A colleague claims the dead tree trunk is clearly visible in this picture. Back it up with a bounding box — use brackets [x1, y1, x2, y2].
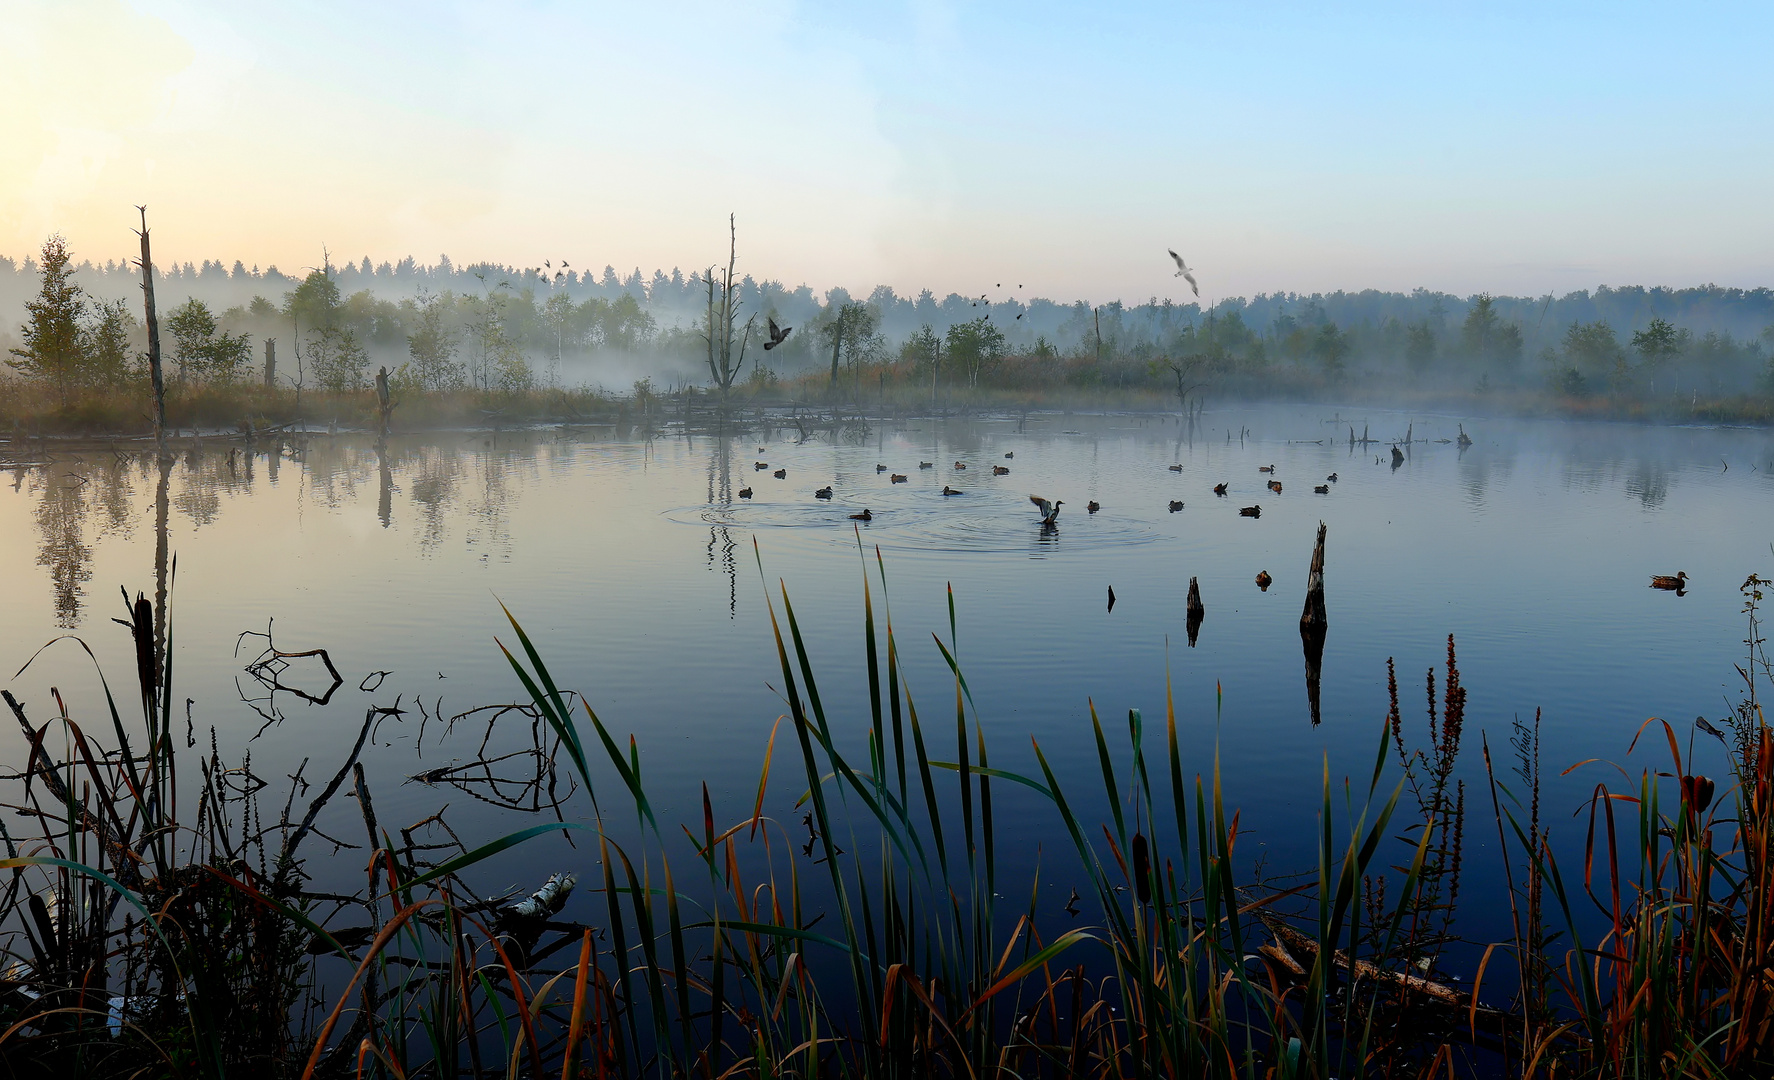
[375, 366, 394, 439]
[1186, 576, 1204, 647]
[264, 338, 276, 388]
[134, 207, 166, 450]
[1300, 522, 1327, 633]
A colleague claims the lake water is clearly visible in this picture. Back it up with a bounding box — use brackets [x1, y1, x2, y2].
[3, 404, 1772, 951]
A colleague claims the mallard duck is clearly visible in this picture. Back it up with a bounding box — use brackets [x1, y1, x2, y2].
[1168, 500, 1184, 512]
[738, 487, 753, 498]
[815, 486, 833, 499]
[1268, 480, 1282, 493]
[1213, 483, 1228, 496]
[890, 473, 907, 483]
[1087, 500, 1100, 513]
[755, 461, 769, 470]
[850, 509, 872, 521]
[1314, 484, 1329, 494]
[993, 465, 1010, 475]
[1259, 465, 1275, 473]
[758, 446, 766, 453]
[1004, 452, 1014, 459]
[1326, 472, 1338, 482]
[1255, 570, 1272, 591]
[773, 468, 786, 479]
[1650, 572, 1689, 591]
[1030, 495, 1063, 526]
[1239, 505, 1262, 518]
[876, 463, 887, 472]
[942, 485, 962, 496]
[1168, 464, 1183, 472]
[919, 461, 933, 469]
[954, 461, 967, 470]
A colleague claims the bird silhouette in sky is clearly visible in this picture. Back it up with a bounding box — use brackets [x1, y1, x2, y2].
[1168, 249, 1199, 297]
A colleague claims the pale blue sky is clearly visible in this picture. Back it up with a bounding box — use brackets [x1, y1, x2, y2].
[5, 0, 1770, 302]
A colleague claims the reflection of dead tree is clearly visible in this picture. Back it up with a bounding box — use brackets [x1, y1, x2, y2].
[1163, 352, 1210, 423]
[235, 622, 345, 734]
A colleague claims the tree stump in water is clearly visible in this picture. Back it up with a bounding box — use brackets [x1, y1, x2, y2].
[1300, 522, 1326, 633]
[1186, 576, 1204, 647]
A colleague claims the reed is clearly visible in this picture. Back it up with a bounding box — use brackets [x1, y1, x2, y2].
[0, 550, 1771, 1077]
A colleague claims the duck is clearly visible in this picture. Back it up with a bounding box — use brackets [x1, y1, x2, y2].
[954, 461, 967, 470]
[1268, 480, 1283, 493]
[738, 487, 753, 498]
[815, 486, 833, 499]
[1650, 572, 1689, 591]
[758, 446, 766, 453]
[850, 509, 873, 521]
[755, 461, 769, 470]
[1087, 500, 1101, 514]
[941, 485, 963, 496]
[1259, 465, 1275, 473]
[1168, 500, 1184, 512]
[1326, 473, 1338, 483]
[919, 461, 934, 469]
[1030, 495, 1063, 526]
[1255, 570, 1272, 591]
[1213, 483, 1228, 496]
[890, 473, 907, 483]
[1239, 505, 1262, 518]
[1004, 452, 1014, 459]
[993, 465, 1010, 475]
[773, 468, 787, 479]
[875, 463, 887, 472]
[1314, 484, 1329, 494]
[1168, 464, 1183, 472]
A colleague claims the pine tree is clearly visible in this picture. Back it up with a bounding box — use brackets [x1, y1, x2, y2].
[8, 235, 88, 402]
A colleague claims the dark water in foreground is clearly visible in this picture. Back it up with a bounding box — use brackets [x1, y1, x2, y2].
[2, 404, 1772, 947]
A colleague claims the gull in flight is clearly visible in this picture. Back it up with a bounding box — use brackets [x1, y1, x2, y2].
[1167, 249, 1199, 297]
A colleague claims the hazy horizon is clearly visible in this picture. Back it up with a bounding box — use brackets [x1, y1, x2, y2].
[6, 1, 1772, 307]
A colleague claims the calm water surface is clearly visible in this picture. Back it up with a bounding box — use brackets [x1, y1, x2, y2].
[3, 404, 1772, 944]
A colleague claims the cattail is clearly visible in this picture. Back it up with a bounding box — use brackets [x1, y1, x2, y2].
[1132, 832, 1151, 905]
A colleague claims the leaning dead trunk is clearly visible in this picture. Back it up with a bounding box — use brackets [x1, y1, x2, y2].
[1300, 522, 1326, 633]
[135, 207, 166, 450]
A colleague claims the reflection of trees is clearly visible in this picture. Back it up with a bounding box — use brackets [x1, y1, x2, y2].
[408, 446, 463, 551]
[1625, 462, 1669, 510]
[34, 471, 91, 627]
[706, 436, 737, 618]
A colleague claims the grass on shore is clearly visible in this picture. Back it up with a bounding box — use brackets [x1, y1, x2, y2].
[0, 546, 1771, 1077]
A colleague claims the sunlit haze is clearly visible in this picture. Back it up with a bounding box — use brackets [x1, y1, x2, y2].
[5, 0, 1773, 302]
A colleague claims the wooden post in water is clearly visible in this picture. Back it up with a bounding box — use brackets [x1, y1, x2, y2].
[1300, 522, 1327, 633]
[134, 206, 166, 451]
[264, 338, 276, 388]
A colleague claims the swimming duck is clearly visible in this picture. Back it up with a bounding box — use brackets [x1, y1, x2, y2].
[738, 487, 753, 498]
[850, 509, 872, 521]
[1326, 473, 1338, 482]
[1255, 570, 1272, 591]
[755, 461, 769, 470]
[1004, 452, 1014, 459]
[1239, 505, 1262, 518]
[1168, 500, 1184, 512]
[1030, 495, 1063, 526]
[815, 486, 833, 499]
[1314, 484, 1329, 494]
[876, 463, 887, 472]
[1650, 572, 1689, 591]
[1213, 483, 1228, 496]
[954, 461, 967, 469]
[1259, 465, 1275, 473]
[1268, 480, 1282, 493]
[993, 465, 1010, 475]
[890, 473, 907, 483]
[919, 461, 933, 469]
[773, 468, 786, 479]
[1168, 464, 1183, 472]
[1087, 500, 1100, 513]
[942, 485, 963, 496]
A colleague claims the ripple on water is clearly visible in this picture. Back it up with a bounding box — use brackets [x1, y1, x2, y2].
[663, 498, 1166, 554]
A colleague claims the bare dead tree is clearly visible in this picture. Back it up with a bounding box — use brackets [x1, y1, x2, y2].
[133, 206, 166, 450]
[699, 213, 755, 400]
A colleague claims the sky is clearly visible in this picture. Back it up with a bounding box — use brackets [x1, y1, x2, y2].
[3, 0, 1772, 305]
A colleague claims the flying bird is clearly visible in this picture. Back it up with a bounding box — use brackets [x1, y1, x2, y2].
[764, 317, 793, 350]
[1029, 495, 1063, 526]
[1167, 249, 1199, 297]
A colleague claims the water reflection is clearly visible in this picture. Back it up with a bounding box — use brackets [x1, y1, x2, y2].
[35, 469, 92, 627]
